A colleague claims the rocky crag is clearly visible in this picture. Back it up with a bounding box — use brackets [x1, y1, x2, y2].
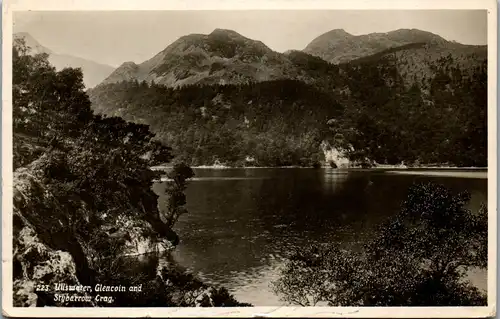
[12, 37, 250, 307]
[12, 156, 249, 307]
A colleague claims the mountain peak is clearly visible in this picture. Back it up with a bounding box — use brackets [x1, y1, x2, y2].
[119, 61, 139, 68]
[163, 29, 251, 55]
[304, 27, 452, 64]
[327, 28, 352, 36]
[210, 28, 243, 37]
[386, 28, 447, 44]
[303, 28, 353, 52]
[98, 27, 295, 88]
[319, 28, 352, 40]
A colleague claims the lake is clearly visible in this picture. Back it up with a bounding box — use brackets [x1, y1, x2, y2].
[152, 168, 488, 306]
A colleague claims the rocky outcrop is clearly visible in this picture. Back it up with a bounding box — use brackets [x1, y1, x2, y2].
[11, 154, 178, 306]
[321, 141, 351, 168]
[13, 226, 93, 307]
[155, 259, 251, 307]
[321, 141, 377, 168]
[101, 214, 175, 256]
[12, 153, 249, 307]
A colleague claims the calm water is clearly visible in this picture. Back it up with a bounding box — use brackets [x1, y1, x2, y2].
[152, 168, 488, 306]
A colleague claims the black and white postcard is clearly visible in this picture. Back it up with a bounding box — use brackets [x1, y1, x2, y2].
[2, 0, 497, 317]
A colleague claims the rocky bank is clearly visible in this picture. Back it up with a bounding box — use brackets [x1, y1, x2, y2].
[12, 155, 249, 307]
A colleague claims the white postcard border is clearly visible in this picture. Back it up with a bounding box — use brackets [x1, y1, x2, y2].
[2, 0, 497, 317]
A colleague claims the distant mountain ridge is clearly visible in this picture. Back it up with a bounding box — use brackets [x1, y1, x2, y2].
[14, 32, 115, 88]
[304, 28, 458, 64]
[100, 28, 306, 88]
[98, 27, 486, 89]
[89, 27, 487, 168]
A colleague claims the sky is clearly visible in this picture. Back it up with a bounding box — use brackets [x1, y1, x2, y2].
[13, 10, 487, 67]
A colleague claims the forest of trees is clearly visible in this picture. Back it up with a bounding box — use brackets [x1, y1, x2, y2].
[331, 54, 487, 166]
[89, 48, 487, 167]
[90, 79, 341, 167]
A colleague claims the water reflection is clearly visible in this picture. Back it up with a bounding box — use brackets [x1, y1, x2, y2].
[152, 168, 487, 306]
[320, 169, 350, 193]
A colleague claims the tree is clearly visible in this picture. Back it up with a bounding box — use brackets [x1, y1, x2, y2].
[164, 163, 195, 229]
[271, 182, 487, 306]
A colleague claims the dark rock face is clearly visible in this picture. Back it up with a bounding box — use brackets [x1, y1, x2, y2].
[11, 155, 175, 306]
[13, 226, 93, 307]
[12, 155, 249, 307]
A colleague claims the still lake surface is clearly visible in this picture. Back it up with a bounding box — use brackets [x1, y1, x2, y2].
[152, 168, 488, 306]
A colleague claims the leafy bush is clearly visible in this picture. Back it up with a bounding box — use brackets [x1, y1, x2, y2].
[271, 182, 487, 306]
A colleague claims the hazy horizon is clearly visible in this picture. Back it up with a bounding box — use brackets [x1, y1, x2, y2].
[13, 10, 487, 67]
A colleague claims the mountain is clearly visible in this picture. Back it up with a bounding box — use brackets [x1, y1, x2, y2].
[304, 28, 452, 64]
[99, 28, 485, 91]
[100, 29, 306, 87]
[14, 32, 115, 88]
[295, 28, 487, 92]
[89, 28, 487, 168]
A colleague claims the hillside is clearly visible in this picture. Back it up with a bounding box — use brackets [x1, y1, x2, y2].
[14, 32, 115, 88]
[347, 41, 486, 88]
[89, 52, 487, 167]
[89, 79, 341, 167]
[100, 29, 308, 87]
[334, 53, 487, 166]
[89, 28, 487, 168]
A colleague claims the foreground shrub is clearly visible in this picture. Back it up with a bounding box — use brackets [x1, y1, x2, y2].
[271, 182, 487, 306]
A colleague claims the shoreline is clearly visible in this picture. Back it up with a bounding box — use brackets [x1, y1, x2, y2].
[151, 165, 488, 171]
[385, 170, 488, 179]
[152, 166, 488, 182]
